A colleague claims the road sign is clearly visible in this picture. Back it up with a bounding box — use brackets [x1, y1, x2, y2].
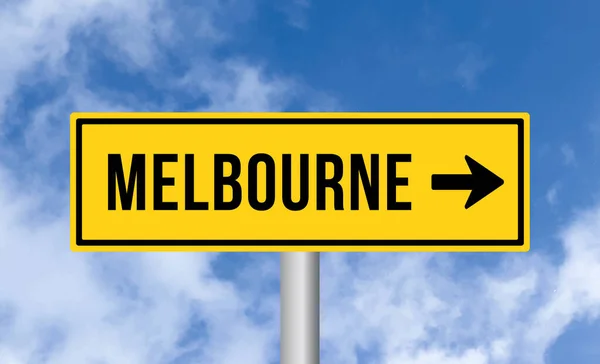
[70, 112, 530, 252]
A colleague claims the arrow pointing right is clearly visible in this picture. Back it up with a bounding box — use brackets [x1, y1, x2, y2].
[431, 155, 505, 209]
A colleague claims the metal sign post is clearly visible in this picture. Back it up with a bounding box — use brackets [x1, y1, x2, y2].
[281, 252, 320, 364]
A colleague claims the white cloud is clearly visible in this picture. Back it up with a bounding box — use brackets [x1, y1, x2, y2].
[547, 183, 560, 206]
[414, 42, 490, 90]
[0, 153, 280, 364]
[454, 46, 490, 90]
[180, 59, 295, 112]
[279, 0, 311, 30]
[0, 0, 166, 118]
[320, 206, 600, 364]
[561, 143, 576, 166]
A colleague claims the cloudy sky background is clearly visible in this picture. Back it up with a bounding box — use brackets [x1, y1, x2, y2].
[1, 0, 600, 363]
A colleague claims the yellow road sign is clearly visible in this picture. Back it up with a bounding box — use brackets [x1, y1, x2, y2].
[70, 112, 530, 252]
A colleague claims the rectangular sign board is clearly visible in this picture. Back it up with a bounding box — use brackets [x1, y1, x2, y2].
[70, 112, 530, 252]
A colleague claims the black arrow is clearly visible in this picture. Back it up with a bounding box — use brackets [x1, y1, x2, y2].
[431, 155, 504, 209]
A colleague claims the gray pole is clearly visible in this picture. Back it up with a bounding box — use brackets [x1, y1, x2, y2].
[280, 252, 320, 364]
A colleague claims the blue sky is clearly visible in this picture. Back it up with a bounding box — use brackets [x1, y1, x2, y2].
[1, 0, 600, 363]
